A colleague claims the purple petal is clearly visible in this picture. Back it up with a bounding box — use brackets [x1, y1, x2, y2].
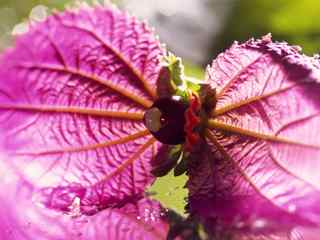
[0, 6, 165, 214]
[189, 34, 320, 235]
[0, 167, 170, 240]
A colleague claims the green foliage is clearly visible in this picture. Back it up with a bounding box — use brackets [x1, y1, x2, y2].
[184, 61, 205, 80]
[162, 53, 206, 102]
[147, 170, 188, 216]
[270, 0, 320, 35]
[269, 0, 320, 54]
[0, 0, 68, 20]
[214, 0, 320, 56]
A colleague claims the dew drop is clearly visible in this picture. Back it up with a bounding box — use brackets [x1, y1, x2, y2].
[288, 204, 297, 213]
[252, 219, 267, 229]
[68, 197, 81, 218]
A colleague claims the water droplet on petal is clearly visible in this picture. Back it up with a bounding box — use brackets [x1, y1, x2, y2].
[288, 204, 297, 213]
[252, 219, 267, 229]
[68, 197, 81, 218]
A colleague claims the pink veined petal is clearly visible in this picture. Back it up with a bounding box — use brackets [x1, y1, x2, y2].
[187, 141, 310, 236]
[0, 6, 165, 214]
[188, 34, 320, 236]
[0, 170, 170, 240]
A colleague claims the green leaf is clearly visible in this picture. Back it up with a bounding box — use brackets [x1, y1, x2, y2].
[147, 170, 188, 216]
[161, 54, 206, 101]
[163, 53, 185, 87]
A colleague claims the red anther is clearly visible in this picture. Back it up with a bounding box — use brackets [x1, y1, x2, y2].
[184, 92, 201, 151]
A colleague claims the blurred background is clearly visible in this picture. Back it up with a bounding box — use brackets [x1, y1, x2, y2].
[1, 0, 319, 214]
[1, 0, 320, 64]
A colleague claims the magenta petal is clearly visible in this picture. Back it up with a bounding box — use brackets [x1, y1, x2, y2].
[0, 174, 170, 240]
[189, 35, 320, 235]
[0, 6, 165, 214]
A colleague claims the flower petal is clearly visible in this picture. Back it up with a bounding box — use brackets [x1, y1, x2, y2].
[0, 6, 165, 214]
[0, 172, 170, 240]
[189, 35, 320, 235]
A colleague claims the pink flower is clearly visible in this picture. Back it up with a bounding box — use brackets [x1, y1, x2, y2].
[0, 3, 320, 239]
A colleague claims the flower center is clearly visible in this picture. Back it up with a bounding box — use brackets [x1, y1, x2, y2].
[143, 97, 188, 145]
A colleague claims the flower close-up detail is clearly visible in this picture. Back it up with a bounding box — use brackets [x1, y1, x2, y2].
[0, 3, 320, 240]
